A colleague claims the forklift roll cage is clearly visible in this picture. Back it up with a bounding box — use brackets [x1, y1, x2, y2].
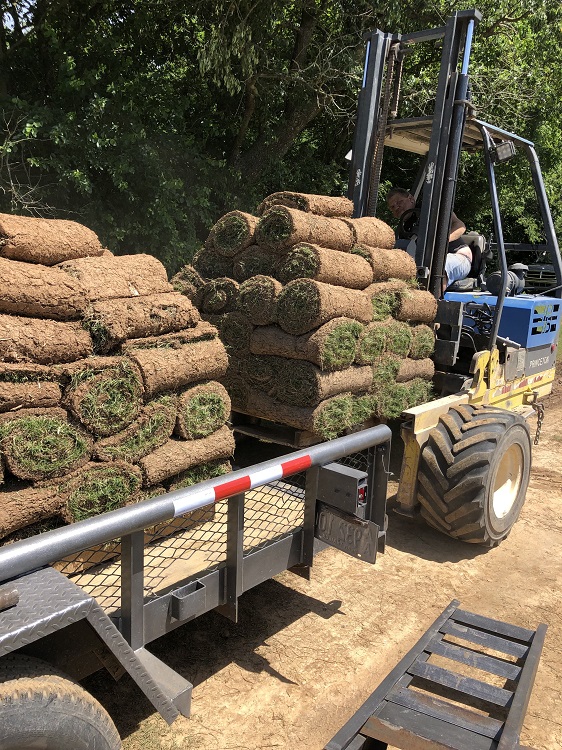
[347, 8, 562, 333]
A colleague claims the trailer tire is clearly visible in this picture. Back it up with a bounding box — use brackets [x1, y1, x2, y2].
[0, 654, 121, 750]
[417, 404, 531, 545]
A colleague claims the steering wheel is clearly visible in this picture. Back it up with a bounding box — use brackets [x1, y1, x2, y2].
[397, 207, 421, 240]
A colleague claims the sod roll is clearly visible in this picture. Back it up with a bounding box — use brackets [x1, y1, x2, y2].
[0, 411, 92, 480]
[120, 320, 218, 352]
[255, 206, 354, 252]
[0, 381, 62, 411]
[250, 318, 363, 371]
[374, 382, 411, 420]
[351, 246, 416, 282]
[139, 424, 235, 486]
[209, 211, 259, 257]
[257, 192, 353, 217]
[0, 213, 103, 265]
[94, 396, 178, 462]
[342, 217, 396, 249]
[63, 358, 144, 436]
[0, 362, 54, 383]
[363, 279, 409, 321]
[0, 314, 93, 364]
[372, 355, 401, 384]
[192, 246, 234, 279]
[276, 279, 372, 335]
[0, 257, 87, 320]
[240, 355, 276, 390]
[410, 324, 436, 359]
[396, 358, 435, 383]
[0, 485, 67, 539]
[84, 292, 200, 352]
[237, 275, 283, 326]
[176, 381, 231, 440]
[234, 389, 355, 440]
[231, 246, 277, 282]
[170, 265, 205, 302]
[60, 461, 142, 523]
[276, 243, 373, 288]
[385, 320, 414, 356]
[219, 312, 254, 355]
[272, 358, 373, 407]
[355, 321, 388, 364]
[57, 253, 172, 301]
[128, 337, 229, 397]
[395, 289, 438, 324]
[198, 278, 239, 315]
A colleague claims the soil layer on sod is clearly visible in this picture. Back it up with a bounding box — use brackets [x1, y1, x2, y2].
[171, 265, 205, 301]
[257, 192, 353, 218]
[192, 246, 234, 279]
[276, 279, 372, 335]
[139, 424, 235, 486]
[58, 253, 171, 301]
[209, 211, 259, 257]
[410, 324, 435, 359]
[0, 257, 87, 320]
[351, 246, 416, 281]
[276, 243, 373, 288]
[396, 358, 435, 382]
[120, 320, 218, 352]
[128, 337, 229, 397]
[232, 389, 356, 441]
[255, 207, 354, 252]
[237, 275, 283, 325]
[94, 396, 178, 463]
[64, 359, 144, 437]
[249, 318, 363, 371]
[84, 293, 200, 352]
[342, 217, 396, 249]
[0, 314, 93, 364]
[176, 381, 231, 440]
[232, 246, 277, 282]
[0, 381, 62, 411]
[198, 278, 239, 314]
[396, 289, 438, 324]
[0, 411, 92, 481]
[0, 213, 103, 265]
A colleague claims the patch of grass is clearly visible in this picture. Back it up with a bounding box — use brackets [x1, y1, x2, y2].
[376, 382, 411, 419]
[213, 215, 250, 254]
[257, 207, 293, 244]
[321, 321, 364, 370]
[180, 393, 228, 439]
[82, 314, 110, 352]
[220, 314, 253, 354]
[277, 244, 318, 283]
[192, 247, 233, 279]
[372, 355, 400, 385]
[410, 325, 435, 359]
[315, 395, 353, 440]
[65, 467, 141, 522]
[371, 291, 400, 321]
[406, 378, 434, 407]
[350, 394, 376, 425]
[1, 416, 90, 477]
[101, 396, 176, 463]
[277, 279, 320, 333]
[356, 323, 386, 364]
[385, 321, 413, 356]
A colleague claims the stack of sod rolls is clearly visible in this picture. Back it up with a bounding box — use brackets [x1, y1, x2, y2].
[0, 213, 233, 562]
[174, 192, 438, 441]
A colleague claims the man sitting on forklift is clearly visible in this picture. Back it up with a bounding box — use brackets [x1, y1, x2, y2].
[387, 187, 472, 290]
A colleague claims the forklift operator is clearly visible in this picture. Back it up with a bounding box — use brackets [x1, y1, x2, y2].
[387, 187, 472, 290]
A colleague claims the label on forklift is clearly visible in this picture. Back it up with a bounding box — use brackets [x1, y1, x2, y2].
[315, 502, 379, 564]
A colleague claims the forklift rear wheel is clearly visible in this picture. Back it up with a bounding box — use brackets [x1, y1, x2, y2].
[0, 654, 121, 750]
[416, 404, 531, 545]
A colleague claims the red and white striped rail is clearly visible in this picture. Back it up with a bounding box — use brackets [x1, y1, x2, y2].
[172, 455, 312, 517]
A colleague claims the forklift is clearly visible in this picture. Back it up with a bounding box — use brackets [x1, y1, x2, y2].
[347, 8, 562, 546]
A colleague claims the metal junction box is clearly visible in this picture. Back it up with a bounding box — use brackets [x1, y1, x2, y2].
[317, 462, 368, 517]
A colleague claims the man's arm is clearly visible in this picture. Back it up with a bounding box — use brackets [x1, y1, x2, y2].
[449, 211, 466, 241]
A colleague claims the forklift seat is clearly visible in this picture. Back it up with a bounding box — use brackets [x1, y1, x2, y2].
[446, 232, 490, 292]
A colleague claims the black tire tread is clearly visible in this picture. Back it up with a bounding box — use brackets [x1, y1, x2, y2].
[417, 404, 529, 545]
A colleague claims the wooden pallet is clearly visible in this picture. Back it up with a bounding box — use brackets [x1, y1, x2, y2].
[325, 599, 547, 750]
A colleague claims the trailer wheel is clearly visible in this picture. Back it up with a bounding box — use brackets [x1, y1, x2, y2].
[0, 654, 121, 750]
[416, 404, 531, 545]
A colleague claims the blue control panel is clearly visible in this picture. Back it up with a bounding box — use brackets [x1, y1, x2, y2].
[444, 292, 561, 349]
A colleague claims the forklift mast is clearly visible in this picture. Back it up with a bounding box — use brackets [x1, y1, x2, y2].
[347, 10, 481, 298]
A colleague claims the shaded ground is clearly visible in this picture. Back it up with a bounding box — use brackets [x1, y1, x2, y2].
[85, 370, 562, 750]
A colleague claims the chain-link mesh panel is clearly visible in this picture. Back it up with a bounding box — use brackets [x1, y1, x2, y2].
[337, 451, 370, 473]
[57, 477, 306, 613]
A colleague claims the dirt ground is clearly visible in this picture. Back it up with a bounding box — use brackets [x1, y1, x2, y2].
[86, 373, 562, 750]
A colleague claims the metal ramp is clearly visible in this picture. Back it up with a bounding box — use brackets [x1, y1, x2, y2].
[325, 599, 547, 750]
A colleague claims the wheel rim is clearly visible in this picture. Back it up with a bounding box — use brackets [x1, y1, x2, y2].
[492, 443, 524, 519]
